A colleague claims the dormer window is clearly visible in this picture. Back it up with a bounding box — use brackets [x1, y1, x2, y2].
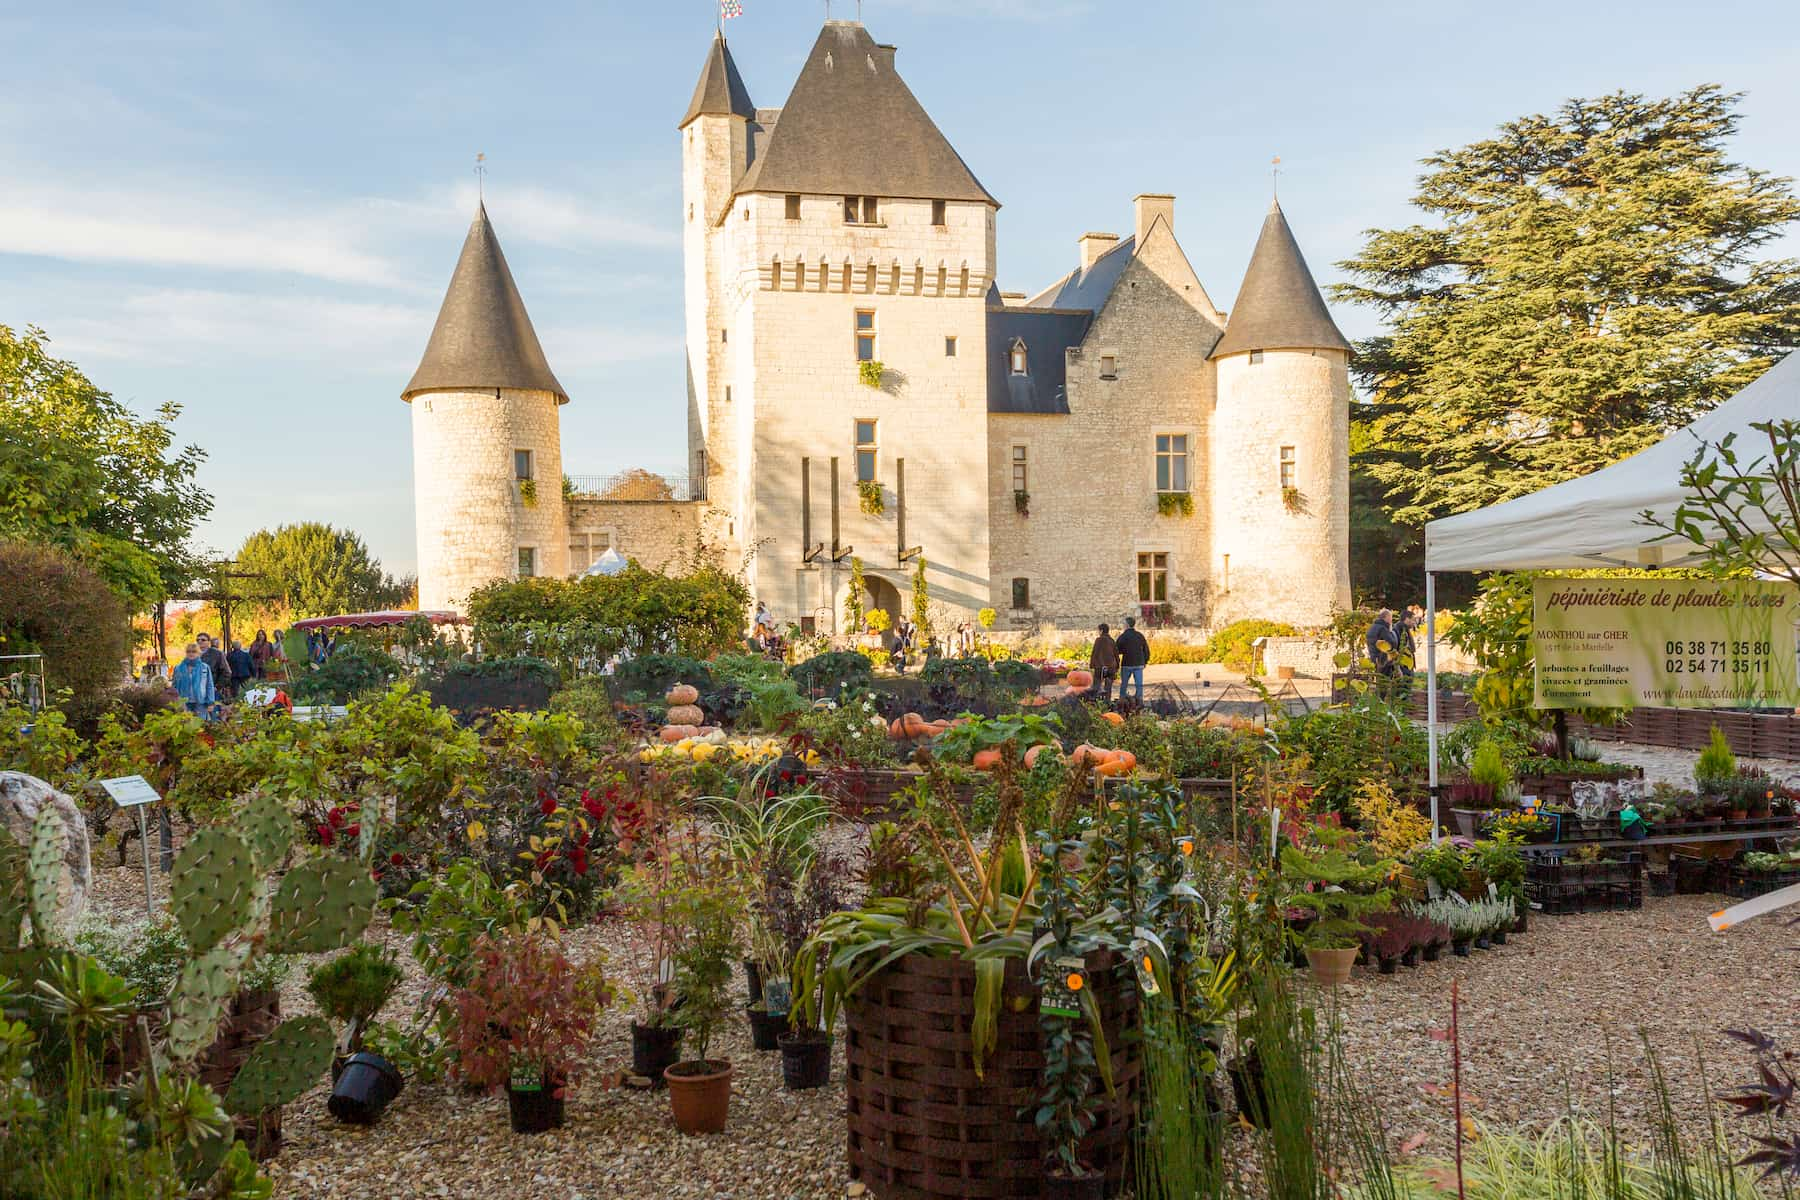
[844, 195, 880, 225]
[1009, 340, 1028, 376]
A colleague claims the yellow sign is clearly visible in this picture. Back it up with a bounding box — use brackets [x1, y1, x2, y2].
[1532, 579, 1800, 709]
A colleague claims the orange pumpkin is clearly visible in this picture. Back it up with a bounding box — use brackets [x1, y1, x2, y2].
[1024, 744, 1059, 768]
[1113, 750, 1137, 771]
[889, 717, 905, 738]
[1094, 758, 1132, 777]
[696, 726, 719, 737]
[666, 684, 700, 706]
[1066, 669, 1094, 689]
[665, 704, 705, 727]
[902, 713, 933, 739]
[1099, 711, 1125, 727]
[1069, 744, 1103, 767]
[972, 749, 1004, 771]
[660, 725, 697, 743]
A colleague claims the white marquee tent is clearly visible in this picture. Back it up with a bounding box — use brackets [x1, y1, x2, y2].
[1416, 351, 1800, 836]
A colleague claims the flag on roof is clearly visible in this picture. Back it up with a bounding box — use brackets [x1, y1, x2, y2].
[720, 0, 743, 17]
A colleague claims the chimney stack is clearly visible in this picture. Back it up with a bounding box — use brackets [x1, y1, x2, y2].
[1079, 232, 1120, 273]
[1134, 194, 1175, 245]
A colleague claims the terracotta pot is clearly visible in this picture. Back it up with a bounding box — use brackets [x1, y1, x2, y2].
[1305, 945, 1358, 986]
[665, 1059, 732, 1135]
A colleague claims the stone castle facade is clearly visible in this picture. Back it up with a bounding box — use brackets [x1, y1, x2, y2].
[406, 19, 1353, 634]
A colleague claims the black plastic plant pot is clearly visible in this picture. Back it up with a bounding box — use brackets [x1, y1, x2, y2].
[1452, 941, 1471, 957]
[1044, 1168, 1106, 1200]
[744, 960, 764, 1006]
[1492, 928, 1507, 946]
[1474, 936, 1491, 950]
[778, 1031, 831, 1090]
[507, 1077, 566, 1134]
[746, 1005, 786, 1052]
[1422, 944, 1442, 963]
[632, 1021, 683, 1086]
[1377, 956, 1398, 975]
[1228, 1055, 1269, 1129]
[1400, 947, 1420, 968]
[327, 1052, 404, 1125]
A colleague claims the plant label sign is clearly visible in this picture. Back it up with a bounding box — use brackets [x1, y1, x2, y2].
[1040, 956, 1087, 1019]
[98, 774, 160, 808]
[1532, 579, 1800, 709]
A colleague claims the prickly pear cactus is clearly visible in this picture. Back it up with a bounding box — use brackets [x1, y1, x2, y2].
[27, 805, 66, 947]
[234, 790, 293, 874]
[267, 856, 376, 955]
[0, 837, 25, 951]
[167, 941, 250, 1062]
[224, 1014, 335, 1116]
[170, 828, 260, 954]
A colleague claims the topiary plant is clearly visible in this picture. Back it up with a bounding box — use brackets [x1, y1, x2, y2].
[1695, 724, 1737, 795]
[307, 942, 404, 1057]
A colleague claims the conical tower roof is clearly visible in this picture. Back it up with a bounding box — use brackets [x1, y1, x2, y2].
[734, 21, 995, 206]
[680, 33, 756, 128]
[1211, 200, 1350, 359]
[403, 204, 566, 402]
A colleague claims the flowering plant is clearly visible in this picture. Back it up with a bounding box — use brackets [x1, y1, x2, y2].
[448, 932, 614, 1092]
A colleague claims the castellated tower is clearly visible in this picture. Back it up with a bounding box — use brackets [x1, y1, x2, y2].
[687, 20, 999, 627]
[404, 205, 569, 612]
[1208, 201, 1352, 625]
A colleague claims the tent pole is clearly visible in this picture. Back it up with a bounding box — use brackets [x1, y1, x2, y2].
[1426, 571, 1440, 844]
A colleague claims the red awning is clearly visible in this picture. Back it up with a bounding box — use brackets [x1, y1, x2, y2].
[290, 610, 465, 631]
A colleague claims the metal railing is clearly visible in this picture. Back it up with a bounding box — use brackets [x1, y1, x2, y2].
[563, 473, 702, 502]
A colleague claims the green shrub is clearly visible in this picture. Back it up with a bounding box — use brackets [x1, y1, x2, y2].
[1695, 724, 1736, 794]
[291, 642, 403, 704]
[1468, 739, 1512, 790]
[307, 942, 404, 1037]
[1202, 619, 1297, 673]
[993, 658, 1043, 692]
[1147, 637, 1212, 665]
[788, 650, 873, 696]
[920, 655, 996, 694]
[611, 654, 714, 701]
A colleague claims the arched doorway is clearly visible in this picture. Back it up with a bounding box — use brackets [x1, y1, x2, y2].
[862, 575, 903, 636]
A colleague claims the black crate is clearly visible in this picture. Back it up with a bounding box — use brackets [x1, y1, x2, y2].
[1726, 865, 1800, 900]
[1527, 852, 1644, 914]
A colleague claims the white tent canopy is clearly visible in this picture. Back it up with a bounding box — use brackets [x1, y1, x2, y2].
[1424, 351, 1800, 573]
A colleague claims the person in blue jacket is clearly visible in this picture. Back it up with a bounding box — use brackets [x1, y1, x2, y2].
[172, 642, 218, 717]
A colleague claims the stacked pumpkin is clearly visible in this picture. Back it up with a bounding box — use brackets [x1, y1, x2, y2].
[659, 683, 720, 743]
[1012, 742, 1136, 776]
[887, 712, 951, 741]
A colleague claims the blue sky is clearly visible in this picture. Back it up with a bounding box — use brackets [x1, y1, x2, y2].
[5, 0, 1797, 576]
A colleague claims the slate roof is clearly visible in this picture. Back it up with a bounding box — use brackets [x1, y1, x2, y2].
[986, 307, 1092, 414]
[1024, 234, 1136, 312]
[1210, 200, 1351, 358]
[734, 22, 996, 205]
[680, 34, 756, 128]
[403, 205, 567, 402]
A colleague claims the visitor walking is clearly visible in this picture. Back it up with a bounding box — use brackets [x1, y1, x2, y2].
[1089, 623, 1119, 700]
[196, 634, 229, 696]
[891, 616, 916, 675]
[248, 630, 276, 679]
[226, 641, 254, 697]
[1115, 617, 1149, 704]
[1366, 609, 1398, 676]
[172, 643, 217, 717]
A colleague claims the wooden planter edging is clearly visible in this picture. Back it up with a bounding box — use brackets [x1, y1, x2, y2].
[825, 769, 981, 820]
[111, 987, 284, 1158]
[1414, 693, 1800, 759]
[845, 951, 1140, 1200]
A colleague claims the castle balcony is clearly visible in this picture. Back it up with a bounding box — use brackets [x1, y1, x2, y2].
[564, 472, 705, 503]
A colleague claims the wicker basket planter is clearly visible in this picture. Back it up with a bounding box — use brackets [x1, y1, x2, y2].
[845, 951, 1139, 1200]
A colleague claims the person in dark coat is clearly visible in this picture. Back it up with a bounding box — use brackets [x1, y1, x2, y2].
[226, 641, 254, 698]
[1114, 617, 1150, 703]
[1366, 609, 1398, 676]
[1089, 623, 1119, 700]
[196, 634, 229, 695]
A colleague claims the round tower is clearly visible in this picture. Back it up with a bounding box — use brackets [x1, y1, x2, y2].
[1208, 200, 1352, 627]
[404, 204, 569, 613]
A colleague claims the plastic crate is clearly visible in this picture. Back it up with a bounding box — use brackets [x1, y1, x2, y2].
[1726, 865, 1800, 900]
[1526, 852, 1644, 914]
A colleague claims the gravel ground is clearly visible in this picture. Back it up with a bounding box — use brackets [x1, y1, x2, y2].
[69, 736, 1800, 1198]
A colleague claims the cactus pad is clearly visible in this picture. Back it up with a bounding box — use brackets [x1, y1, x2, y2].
[234, 790, 293, 874]
[224, 1015, 335, 1116]
[170, 828, 259, 954]
[27, 805, 66, 947]
[167, 941, 250, 1062]
[267, 856, 376, 954]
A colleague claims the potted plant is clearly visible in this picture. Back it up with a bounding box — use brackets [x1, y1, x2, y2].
[1279, 845, 1394, 986]
[448, 933, 613, 1133]
[665, 884, 740, 1135]
[307, 942, 406, 1124]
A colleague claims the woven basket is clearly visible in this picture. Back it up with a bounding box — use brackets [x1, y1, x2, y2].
[845, 951, 1139, 1200]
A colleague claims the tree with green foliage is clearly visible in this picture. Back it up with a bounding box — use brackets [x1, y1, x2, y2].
[0, 539, 129, 707]
[1337, 86, 1800, 595]
[0, 324, 211, 612]
[233, 523, 411, 618]
[909, 555, 931, 641]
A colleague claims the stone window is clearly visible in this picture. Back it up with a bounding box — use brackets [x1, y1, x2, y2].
[844, 195, 879, 225]
[1136, 552, 1169, 603]
[854, 419, 878, 483]
[1154, 434, 1189, 493]
[1100, 354, 1117, 379]
[945, 336, 957, 357]
[855, 310, 877, 361]
[1009, 340, 1028, 376]
[785, 194, 801, 220]
[1011, 578, 1030, 610]
[771, 259, 782, 290]
[517, 547, 537, 579]
[932, 200, 947, 226]
[1250, 350, 1265, 365]
[568, 531, 614, 574]
[1280, 446, 1296, 489]
[1011, 445, 1028, 493]
[721, 327, 728, 343]
[513, 449, 534, 481]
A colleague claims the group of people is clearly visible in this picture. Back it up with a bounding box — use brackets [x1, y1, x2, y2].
[1366, 606, 1424, 677]
[1087, 617, 1152, 703]
[170, 629, 286, 715]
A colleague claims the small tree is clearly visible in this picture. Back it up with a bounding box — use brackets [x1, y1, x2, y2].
[910, 555, 931, 641]
[843, 558, 866, 635]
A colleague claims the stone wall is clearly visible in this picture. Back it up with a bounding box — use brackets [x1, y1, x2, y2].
[410, 387, 566, 612]
[563, 498, 707, 573]
[987, 214, 1224, 627]
[1259, 635, 1340, 680]
[1209, 349, 1350, 627]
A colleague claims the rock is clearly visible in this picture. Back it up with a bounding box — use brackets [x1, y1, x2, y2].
[623, 1074, 655, 1090]
[0, 771, 91, 922]
[847, 1184, 867, 1197]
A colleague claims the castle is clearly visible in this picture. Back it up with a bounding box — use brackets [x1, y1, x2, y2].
[406, 19, 1353, 636]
